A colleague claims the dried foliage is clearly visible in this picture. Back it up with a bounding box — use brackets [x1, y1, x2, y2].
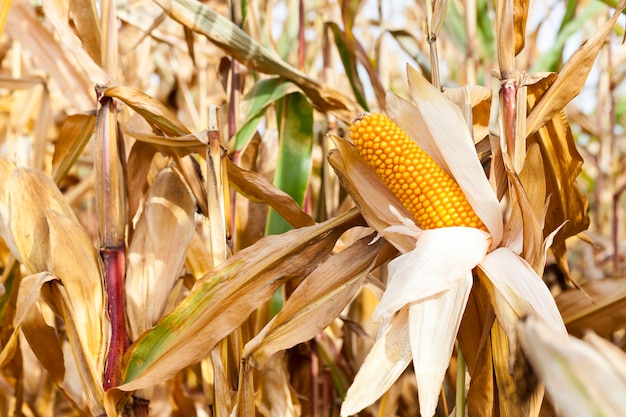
[1, 0, 626, 416]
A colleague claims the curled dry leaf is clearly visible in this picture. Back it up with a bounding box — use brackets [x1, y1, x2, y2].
[243, 234, 387, 368]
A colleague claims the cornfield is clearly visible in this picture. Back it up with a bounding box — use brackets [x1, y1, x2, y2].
[1, 0, 626, 416]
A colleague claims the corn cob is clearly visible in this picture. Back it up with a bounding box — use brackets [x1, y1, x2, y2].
[349, 112, 486, 231]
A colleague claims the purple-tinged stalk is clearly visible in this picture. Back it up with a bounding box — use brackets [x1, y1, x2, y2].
[95, 86, 128, 391]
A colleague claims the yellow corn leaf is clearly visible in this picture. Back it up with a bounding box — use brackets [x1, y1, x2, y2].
[526, 0, 625, 136]
[0, 157, 16, 255]
[8, 167, 78, 273]
[5, 0, 93, 110]
[556, 277, 626, 338]
[69, 0, 102, 65]
[243, 235, 386, 367]
[41, 0, 110, 83]
[126, 166, 196, 340]
[46, 210, 108, 371]
[51, 113, 97, 184]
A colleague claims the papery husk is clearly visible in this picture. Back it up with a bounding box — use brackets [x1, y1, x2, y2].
[328, 136, 415, 253]
[387, 66, 503, 248]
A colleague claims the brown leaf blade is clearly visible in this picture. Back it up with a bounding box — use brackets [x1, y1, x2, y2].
[243, 235, 386, 367]
[526, 1, 625, 135]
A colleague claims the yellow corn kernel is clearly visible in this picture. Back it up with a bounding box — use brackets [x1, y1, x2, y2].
[349, 112, 486, 231]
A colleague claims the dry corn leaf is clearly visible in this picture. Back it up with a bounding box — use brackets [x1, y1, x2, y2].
[226, 158, 316, 229]
[525, 0, 625, 136]
[243, 234, 386, 368]
[7, 167, 78, 273]
[104, 210, 362, 404]
[502, 145, 546, 271]
[46, 210, 108, 371]
[69, 0, 102, 65]
[47, 280, 106, 416]
[583, 332, 626, 384]
[51, 113, 97, 184]
[256, 353, 301, 417]
[514, 0, 530, 55]
[525, 76, 589, 277]
[491, 320, 543, 417]
[151, 0, 355, 120]
[518, 315, 626, 417]
[126, 166, 196, 340]
[41, 0, 110, 83]
[5, 0, 93, 110]
[10, 273, 64, 382]
[556, 277, 626, 338]
[104, 86, 191, 137]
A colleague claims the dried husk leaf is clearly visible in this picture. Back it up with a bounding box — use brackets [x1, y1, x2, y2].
[243, 234, 386, 367]
[341, 307, 412, 417]
[393, 66, 503, 247]
[556, 277, 626, 338]
[126, 166, 196, 340]
[409, 274, 473, 417]
[106, 210, 362, 401]
[444, 85, 492, 143]
[518, 315, 626, 417]
[478, 248, 565, 336]
[328, 136, 415, 252]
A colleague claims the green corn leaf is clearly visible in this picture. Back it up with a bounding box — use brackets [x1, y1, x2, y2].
[266, 92, 314, 236]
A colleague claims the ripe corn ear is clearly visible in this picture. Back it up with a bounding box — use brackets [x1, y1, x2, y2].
[349, 112, 486, 231]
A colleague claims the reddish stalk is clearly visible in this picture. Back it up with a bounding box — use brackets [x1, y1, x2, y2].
[102, 244, 127, 390]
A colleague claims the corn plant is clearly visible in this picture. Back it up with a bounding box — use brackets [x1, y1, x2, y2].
[1, 0, 626, 416]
